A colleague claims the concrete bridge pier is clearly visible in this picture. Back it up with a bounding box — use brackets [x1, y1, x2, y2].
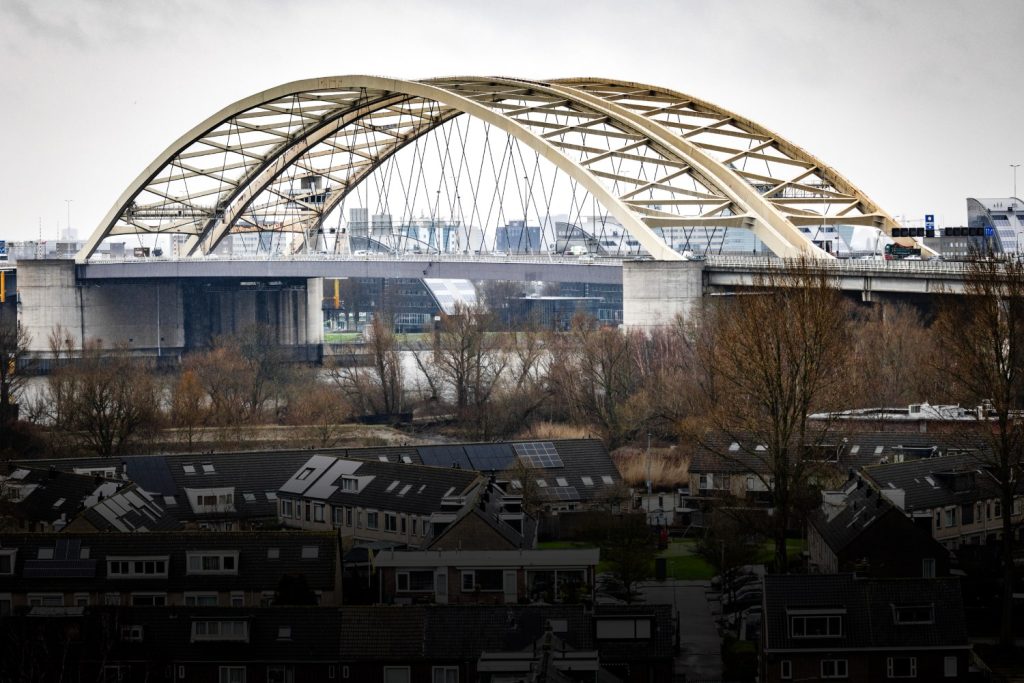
[622, 260, 705, 331]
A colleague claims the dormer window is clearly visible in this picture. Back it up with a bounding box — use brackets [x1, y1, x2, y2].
[191, 620, 248, 642]
[202, 464, 215, 474]
[277, 626, 292, 640]
[893, 604, 934, 625]
[789, 609, 844, 638]
[183, 465, 197, 475]
[340, 477, 358, 492]
[186, 551, 238, 575]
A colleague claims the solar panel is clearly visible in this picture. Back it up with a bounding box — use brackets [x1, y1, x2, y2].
[550, 486, 580, 501]
[465, 444, 515, 472]
[513, 442, 563, 469]
[23, 559, 96, 578]
[126, 457, 177, 495]
[418, 446, 472, 470]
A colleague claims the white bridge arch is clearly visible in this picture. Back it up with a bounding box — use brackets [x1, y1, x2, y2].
[79, 76, 898, 262]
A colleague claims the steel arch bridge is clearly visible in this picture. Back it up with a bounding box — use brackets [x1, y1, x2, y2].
[79, 76, 899, 263]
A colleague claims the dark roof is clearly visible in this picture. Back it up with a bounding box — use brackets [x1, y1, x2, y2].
[0, 531, 338, 593]
[279, 455, 480, 517]
[78, 483, 182, 532]
[862, 452, 1013, 511]
[427, 479, 538, 550]
[5, 468, 113, 525]
[809, 484, 897, 554]
[763, 574, 968, 651]
[690, 430, 989, 476]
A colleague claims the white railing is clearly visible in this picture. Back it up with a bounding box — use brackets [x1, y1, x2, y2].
[87, 252, 626, 267]
[704, 255, 974, 276]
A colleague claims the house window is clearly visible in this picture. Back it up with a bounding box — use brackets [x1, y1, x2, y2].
[230, 592, 244, 607]
[74, 593, 90, 607]
[0, 549, 16, 575]
[267, 666, 294, 683]
[130, 593, 167, 606]
[108, 557, 169, 578]
[332, 507, 344, 526]
[301, 546, 319, 560]
[385, 513, 398, 532]
[887, 656, 917, 678]
[366, 512, 379, 530]
[922, 558, 936, 579]
[27, 593, 64, 607]
[821, 659, 848, 678]
[746, 476, 756, 491]
[383, 667, 410, 683]
[219, 666, 246, 683]
[267, 548, 280, 560]
[397, 570, 435, 592]
[0, 594, 11, 616]
[104, 593, 122, 605]
[945, 508, 957, 527]
[962, 503, 975, 525]
[935, 510, 942, 529]
[296, 467, 315, 481]
[944, 656, 957, 677]
[191, 620, 249, 642]
[340, 478, 357, 492]
[281, 499, 294, 518]
[461, 569, 504, 592]
[893, 604, 934, 624]
[184, 592, 218, 606]
[345, 506, 353, 526]
[412, 518, 418, 536]
[186, 551, 238, 575]
[790, 613, 843, 638]
[400, 516, 407, 534]
[121, 625, 144, 642]
[432, 667, 459, 683]
[994, 500, 1002, 518]
[780, 660, 792, 679]
[595, 618, 652, 639]
[313, 503, 325, 523]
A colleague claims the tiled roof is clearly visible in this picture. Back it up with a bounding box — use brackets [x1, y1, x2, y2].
[861, 452, 1015, 511]
[0, 531, 338, 593]
[4, 468, 116, 525]
[279, 455, 480, 517]
[690, 430, 989, 476]
[809, 483, 896, 553]
[763, 574, 968, 651]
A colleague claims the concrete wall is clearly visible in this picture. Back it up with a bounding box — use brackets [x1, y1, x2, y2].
[622, 260, 705, 330]
[17, 260, 185, 356]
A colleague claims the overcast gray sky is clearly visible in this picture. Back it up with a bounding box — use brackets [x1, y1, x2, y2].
[2, 0, 1022, 241]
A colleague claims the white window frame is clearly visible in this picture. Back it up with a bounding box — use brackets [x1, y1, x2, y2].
[461, 569, 505, 593]
[366, 511, 380, 530]
[130, 592, 167, 606]
[107, 556, 169, 579]
[396, 569, 435, 593]
[821, 658, 848, 679]
[27, 593, 64, 607]
[121, 624, 144, 642]
[780, 659, 792, 679]
[73, 592, 90, 607]
[191, 620, 249, 642]
[281, 499, 294, 518]
[944, 655, 957, 678]
[313, 503, 325, 523]
[186, 551, 239, 575]
[790, 612, 844, 638]
[230, 591, 245, 607]
[384, 512, 398, 532]
[887, 656, 917, 678]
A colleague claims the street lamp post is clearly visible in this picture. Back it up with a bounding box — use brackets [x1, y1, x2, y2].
[1012, 164, 1020, 208]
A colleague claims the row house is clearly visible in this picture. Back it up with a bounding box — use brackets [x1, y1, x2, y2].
[808, 477, 952, 577]
[861, 453, 1024, 549]
[373, 548, 599, 606]
[761, 574, 972, 683]
[1, 606, 341, 683]
[0, 531, 340, 615]
[276, 454, 481, 547]
[689, 431, 988, 502]
[339, 604, 674, 683]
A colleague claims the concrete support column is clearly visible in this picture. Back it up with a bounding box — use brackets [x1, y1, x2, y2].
[623, 260, 705, 331]
[306, 278, 324, 345]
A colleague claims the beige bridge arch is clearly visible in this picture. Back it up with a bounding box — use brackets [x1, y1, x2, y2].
[79, 76, 899, 262]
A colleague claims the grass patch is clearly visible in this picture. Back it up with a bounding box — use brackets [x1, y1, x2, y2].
[324, 332, 363, 343]
[538, 540, 596, 550]
[664, 554, 717, 580]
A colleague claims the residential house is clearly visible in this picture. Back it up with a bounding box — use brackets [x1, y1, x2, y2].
[808, 477, 951, 577]
[861, 453, 1024, 549]
[0, 531, 340, 614]
[761, 574, 972, 682]
[338, 604, 674, 683]
[276, 454, 481, 548]
[373, 548, 599, 606]
[0, 606, 341, 683]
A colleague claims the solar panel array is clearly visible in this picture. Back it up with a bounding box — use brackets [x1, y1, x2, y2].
[125, 457, 177, 495]
[418, 445, 472, 470]
[24, 539, 96, 578]
[513, 442, 564, 469]
[464, 444, 515, 471]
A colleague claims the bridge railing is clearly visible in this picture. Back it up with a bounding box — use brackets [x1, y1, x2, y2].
[86, 252, 626, 267]
[704, 255, 974, 276]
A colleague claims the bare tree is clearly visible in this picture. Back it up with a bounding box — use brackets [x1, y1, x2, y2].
[170, 368, 209, 447]
[546, 314, 638, 448]
[287, 381, 353, 447]
[0, 321, 31, 427]
[696, 261, 852, 572]
[51, 343, 162, 456]
[932, 258, 1024, 647]
[328, 314, 405, 416]
[430, 302, 509, 437]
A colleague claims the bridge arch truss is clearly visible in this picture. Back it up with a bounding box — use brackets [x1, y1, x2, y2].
[79, 76, 898, 262]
